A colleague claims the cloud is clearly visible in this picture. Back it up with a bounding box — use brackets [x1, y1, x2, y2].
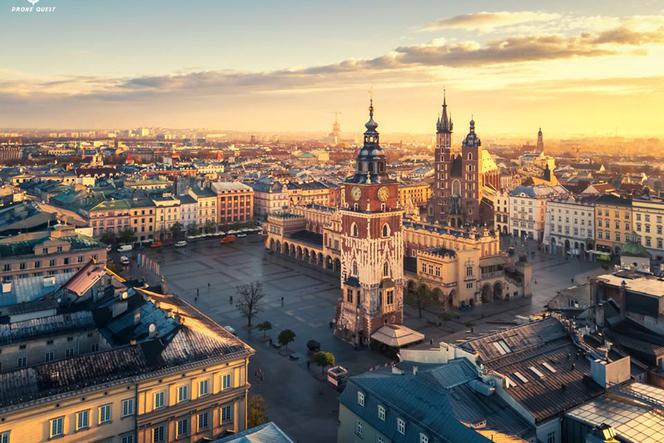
[1, 23, 663, 107]
[422, 11, 560, 32]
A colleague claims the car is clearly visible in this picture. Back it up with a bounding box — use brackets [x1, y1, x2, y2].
[220, 235, 236, 244]
[174, 240, 187, 248]
[327, 366, 349, 391]
[237, 233, 247, 238]
[119, 256, 130, 265]
[224, 325, 237, 335]
[150, 241, 163, 249]
[117, 244, 133, 252]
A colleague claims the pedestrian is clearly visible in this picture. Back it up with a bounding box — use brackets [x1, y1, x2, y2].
[194, 295, 198, 304]
[281, 296, 284, 306]
[269, 338, 273, 346]
[229, 295, 233, 305]
[307, 361, 311, 370]
[429, 338, 433, 346]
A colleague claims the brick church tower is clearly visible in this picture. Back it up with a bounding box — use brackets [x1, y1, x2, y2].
[334, 100, 404, 346]
[431, 93, 499, 227]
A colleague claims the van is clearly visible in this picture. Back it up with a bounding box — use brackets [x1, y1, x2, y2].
[117, 244, 133, 252]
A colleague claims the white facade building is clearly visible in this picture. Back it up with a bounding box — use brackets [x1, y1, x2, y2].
[543, 197, 595, 257]
[509, 184, 568, 242]
[495, 190, 510, 235]
[178, 194, 199, 230]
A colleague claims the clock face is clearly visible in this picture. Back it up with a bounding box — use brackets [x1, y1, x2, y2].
[351, 186, 362, 201]
[377, 186, 389, 202]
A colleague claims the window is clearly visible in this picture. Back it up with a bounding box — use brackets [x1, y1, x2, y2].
[346, 288, 353, 303]
[397, 417, 406, 434]
[65, 348, 74, 358]
[152, 425, 165, 443]
[222, 373, 232, 390]
[420, 433, 429, 443]
[352, 261, 358, 277]
[546, 431, 555, 443]
[176, 417, 189, 438]
[382, 223, 390, 237]
[122, 398, 134, 417]
[199, 379, 209, 396]
[355, 420, 363, 437]
[466, 266, 473, 277]
[0, 432, 8, 443]
[351, 222, 359, 237]
[45, 351, 54, 362]
[221, 404, 233, 422]
[76, 409, 89, 431]
[386, 290, 394, 305]
[50, 416, 64, 438]
[383, 262, 389, 277]
[377, 405, 385, 421]
[198, 411, 209, 431]
[357, 391, 365, 406]
[98, 403, 112, 424]
[121, 433, 135, 443]
[177, 385, 188, 402]
[17, 356, 26, 368]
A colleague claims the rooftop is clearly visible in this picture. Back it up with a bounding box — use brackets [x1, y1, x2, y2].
[595, 272, 664, 298]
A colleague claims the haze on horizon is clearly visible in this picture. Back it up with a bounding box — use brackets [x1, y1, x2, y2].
[2, 0, 664, 138]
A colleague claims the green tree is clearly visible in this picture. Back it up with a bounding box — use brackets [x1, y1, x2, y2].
[100, 231, 117, 246]
[118, 228, 136, 245]
[187, 221, 198, 236]
[247, 395, 268, 427]
[235, 281, 265, 328]
[409, 281, 434, 319]
[311, 351, 336, 375]
[256, 321, 272, 339]
[204, 219, 216, 234]
[278, 329, 296, 350]
[170, 222, 184, 241]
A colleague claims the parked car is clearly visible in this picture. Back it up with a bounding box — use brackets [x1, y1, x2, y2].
[237, 233, 247, 238]
[220, 235, 236, 244]
[174, 240, 187, 248]
[117, 244, 133, 252]
[151, 241, 163, 249]
[119, 256, 130, 265]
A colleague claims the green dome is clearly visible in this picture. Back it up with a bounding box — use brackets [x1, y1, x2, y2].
[621, 240, 650, 258]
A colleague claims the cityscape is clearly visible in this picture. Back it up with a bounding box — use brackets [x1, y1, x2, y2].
[2, 1, 664, 443]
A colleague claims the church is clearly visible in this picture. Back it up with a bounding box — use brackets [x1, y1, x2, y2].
[430, 94, 500, 227]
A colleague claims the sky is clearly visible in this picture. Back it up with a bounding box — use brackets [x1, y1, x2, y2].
[1, 0, 664, 137]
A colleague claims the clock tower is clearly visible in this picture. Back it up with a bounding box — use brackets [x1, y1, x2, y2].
[335, 100, 404, 346]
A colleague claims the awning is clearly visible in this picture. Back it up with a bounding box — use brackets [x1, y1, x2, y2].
[371, 324, 424, 348]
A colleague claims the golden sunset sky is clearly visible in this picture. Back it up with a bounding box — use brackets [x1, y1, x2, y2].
[2, 0, 664, 137]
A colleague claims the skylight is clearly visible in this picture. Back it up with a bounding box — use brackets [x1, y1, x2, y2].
[514, 372, 529, 383]
[529, 366, 545, 379]
[542, 362, 557, 373]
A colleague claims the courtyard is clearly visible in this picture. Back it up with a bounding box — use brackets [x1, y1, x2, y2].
[130, 234, 605, 442]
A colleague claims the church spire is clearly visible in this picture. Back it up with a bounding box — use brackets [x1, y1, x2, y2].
[437, 89, 452, 133]
[537, 127, 544, 153]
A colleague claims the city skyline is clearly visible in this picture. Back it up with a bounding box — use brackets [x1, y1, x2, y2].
[2, 0, 664, 136]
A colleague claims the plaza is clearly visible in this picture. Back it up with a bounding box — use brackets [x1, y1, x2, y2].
[134, 234, 605, 442]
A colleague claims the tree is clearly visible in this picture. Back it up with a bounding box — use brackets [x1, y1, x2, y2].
[100, 231, 117, 246]
[311, 351, 336, 375]
[256, 321, 272, 339]
[204, 219, 216, 234]
[118, 228, 136, 245]
[277, 329, 296, 350]
[187, 221, 198, 236]
[235, 281, 265, 328]
[170, 222, 184, 241]
[247, 394, 268, 427]
[408, 281, 434, 319]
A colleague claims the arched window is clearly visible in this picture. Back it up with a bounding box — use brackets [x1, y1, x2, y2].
[352, 261, 358, 276]
[467, 152, 473, 161]
[382, 223, 390, 237]
[351, 223, 359, 237]
[383, 262, 390, 277]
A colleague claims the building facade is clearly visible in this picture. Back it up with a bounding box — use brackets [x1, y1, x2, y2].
[543, 197, 595, 257]
[632, 198, 664, 259]
[509, 184, 568, 242]
[594, 195, 632, 255]
[212, 182, 254, 227]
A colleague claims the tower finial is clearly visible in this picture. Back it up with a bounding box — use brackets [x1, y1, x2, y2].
[369, 85, 374, 118]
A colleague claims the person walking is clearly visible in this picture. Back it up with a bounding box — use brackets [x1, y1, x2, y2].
[229, 295, 233, 305]
[281, 296, 284, 307]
